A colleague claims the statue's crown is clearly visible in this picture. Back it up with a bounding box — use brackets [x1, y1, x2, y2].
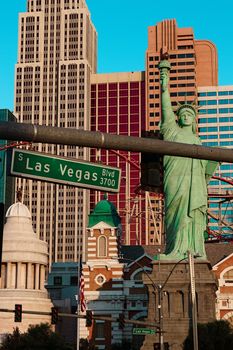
[176, 102, 198, 116]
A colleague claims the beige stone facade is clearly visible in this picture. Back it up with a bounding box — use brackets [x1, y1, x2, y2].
[14, 0, 97, 265]
[0, 202, 53, 338]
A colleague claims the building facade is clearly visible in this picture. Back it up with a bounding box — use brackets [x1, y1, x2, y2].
[14, 0, 97, 265]
[90, 72, 146, 245]
[0, 201, 53, 340]
[46, 262, 83, 343]
[146, 19, 218, 132]
[213, 252, 233, 324]
[198, 86, 233, 238]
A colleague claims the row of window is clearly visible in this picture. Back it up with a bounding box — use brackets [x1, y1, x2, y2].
[199, 91, 233, 97]
[199, 99, 233, 106]
[205, 141, 233, 147]
[148, 53, 194, 61]
[199, 108, 233, 114]
[198, 117, 233, 124]
[93, 82, 142, 91]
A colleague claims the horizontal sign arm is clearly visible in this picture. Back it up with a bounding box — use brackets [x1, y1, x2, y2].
[0, 121, 232, 163]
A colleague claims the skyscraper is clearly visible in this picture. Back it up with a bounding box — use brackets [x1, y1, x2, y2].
[14, 0, 97, 265]
[90, 72, 146, 245]
[146, 19, 218, 131]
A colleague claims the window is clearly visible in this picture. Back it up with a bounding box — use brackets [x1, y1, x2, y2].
[218, 91, 228, 96]
[95, 321, 105, 339]
[98, 236, 107, 257]
[70, 276, 78, 285]
[219, 108, 228, 114]
[207, 109, 217, 114]
[223, 269, 233, 283]
[207, 100, 217, 105]
[207, 92, 217, 96]
[133, 271, 143, 280]
[54, 276, 62, 285]
[95, 274, 106, 286]
[199, 100, 206, 106]
[219, 99, 228, 105]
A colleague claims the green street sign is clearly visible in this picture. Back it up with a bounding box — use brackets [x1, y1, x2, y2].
[133, 328, 156, 335]
[10, 149, 121, 192]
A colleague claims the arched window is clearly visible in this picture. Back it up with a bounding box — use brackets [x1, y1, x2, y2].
[134, 271, 143, 280]
[223, 268, 233, 284]
[98, 236, 107, 257]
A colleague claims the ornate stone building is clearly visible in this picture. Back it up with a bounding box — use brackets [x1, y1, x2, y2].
[0, 201, 53, 340]
[83, 197, 151, 349]
[211, 248, 233, 325]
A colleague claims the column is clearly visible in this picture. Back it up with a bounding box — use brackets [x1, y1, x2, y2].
[16, 262, 22, 289]
[27, 263, 33, 289]
[169, 291, 176, 317]
[40, 265, 46, 290]
[35, 264, 40, 290]
[6, 262, 11, 289]
[0, 263, 6, 288]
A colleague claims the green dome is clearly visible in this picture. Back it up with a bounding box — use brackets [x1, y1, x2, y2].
[88, 197, 121, 228]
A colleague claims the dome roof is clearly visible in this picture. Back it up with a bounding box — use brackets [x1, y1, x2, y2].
[88, 196, 121, 228]
[94, 198, 117, 214]
[6, 202, 31, 219]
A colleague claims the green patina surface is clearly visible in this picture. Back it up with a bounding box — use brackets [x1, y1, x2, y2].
[88, 195, 121, 228]
[157, 59, 218, 260]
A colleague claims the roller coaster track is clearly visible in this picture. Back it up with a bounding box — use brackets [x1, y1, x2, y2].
[207, 175, 233, 240]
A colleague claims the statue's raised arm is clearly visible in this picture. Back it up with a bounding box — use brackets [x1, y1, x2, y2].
[158, 57, 174, 126]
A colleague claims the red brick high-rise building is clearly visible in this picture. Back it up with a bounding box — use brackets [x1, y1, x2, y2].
[90, 72, 146, 245]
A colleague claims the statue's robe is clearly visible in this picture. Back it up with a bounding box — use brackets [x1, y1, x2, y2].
[160, 117, 209, 259]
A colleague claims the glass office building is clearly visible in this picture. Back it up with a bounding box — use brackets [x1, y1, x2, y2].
[198, 86, 233, 238]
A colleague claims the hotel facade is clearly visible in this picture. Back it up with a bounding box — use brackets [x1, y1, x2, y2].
[14, 0, 97, 264]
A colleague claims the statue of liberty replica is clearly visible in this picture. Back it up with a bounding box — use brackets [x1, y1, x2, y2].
[141, 55, 218, 350]
[159, 56, 217, 261]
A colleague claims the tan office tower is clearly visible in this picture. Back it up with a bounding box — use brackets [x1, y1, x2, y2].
[14, 0, 97, 265]
[146, 19, 218, 244]
[146, 19, 218, 130]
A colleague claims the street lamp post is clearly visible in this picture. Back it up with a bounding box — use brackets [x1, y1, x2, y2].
[188, 251, 198, 350]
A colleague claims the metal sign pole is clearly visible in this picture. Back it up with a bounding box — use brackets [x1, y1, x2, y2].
[188, 251, 199, 350]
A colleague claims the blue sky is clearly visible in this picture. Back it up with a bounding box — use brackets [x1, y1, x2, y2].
[1, 0, 233, 110]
